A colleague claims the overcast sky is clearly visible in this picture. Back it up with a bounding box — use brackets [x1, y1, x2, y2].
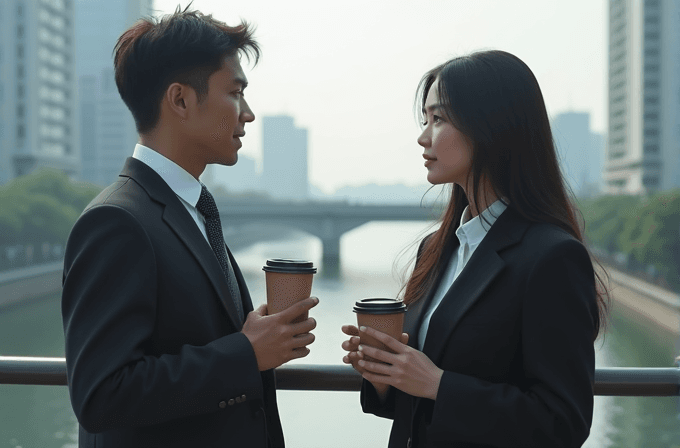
[152, 0, 608, 193]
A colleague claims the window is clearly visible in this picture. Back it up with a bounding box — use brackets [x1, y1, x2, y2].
[17, 24, 24, 38]
[17, 124, 25, 139]
[17, 65, 24, 79]
[17, 84, 25, 99]
[644, 144, 659, 153]
[17, 104, 24, 118]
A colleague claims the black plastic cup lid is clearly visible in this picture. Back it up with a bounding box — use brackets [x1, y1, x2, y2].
[262, 258, 317, 274]
[353, 298, 407, 314]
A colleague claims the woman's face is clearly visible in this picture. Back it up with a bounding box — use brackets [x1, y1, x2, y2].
[417, 78, 473, 188]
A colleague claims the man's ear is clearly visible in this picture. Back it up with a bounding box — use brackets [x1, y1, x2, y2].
[165, 82, 192, 122]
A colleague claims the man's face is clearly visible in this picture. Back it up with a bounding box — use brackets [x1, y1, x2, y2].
[189, 54, 254, 167]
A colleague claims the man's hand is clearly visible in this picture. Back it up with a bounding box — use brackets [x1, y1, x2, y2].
[242, 297, 319, 371]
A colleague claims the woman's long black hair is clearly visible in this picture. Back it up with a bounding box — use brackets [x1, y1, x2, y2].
[403, 50, 610, 340]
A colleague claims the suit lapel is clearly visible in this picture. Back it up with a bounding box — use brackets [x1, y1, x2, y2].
[404, 234, 460, 349]
[421, 206, 529, 364]
[119, 157, 243, 329]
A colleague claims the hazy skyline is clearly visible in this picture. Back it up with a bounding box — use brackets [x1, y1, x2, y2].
[152, 0, 607, 193]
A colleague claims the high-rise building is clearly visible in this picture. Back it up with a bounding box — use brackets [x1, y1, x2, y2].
[0, 0, 80, 184]
[605, 0, 680, 194]
[262, 115, 309, 201]
[75, 0, 151, 186]
[552, 112, 605, 198]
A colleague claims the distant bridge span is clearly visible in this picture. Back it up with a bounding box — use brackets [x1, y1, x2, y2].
[216, 201, 439, 275]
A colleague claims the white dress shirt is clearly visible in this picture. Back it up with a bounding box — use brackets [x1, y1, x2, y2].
[418, 199, 508, 350]
[132, 143, 210, 243]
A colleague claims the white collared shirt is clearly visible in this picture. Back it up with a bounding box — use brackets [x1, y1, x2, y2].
[132, 143, 210, 243]
[417, 199, 508, 350]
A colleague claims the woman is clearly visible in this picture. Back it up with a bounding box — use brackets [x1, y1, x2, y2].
[341, 50, 609, 448]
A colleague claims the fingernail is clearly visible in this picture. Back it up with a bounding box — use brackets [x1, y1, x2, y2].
[358, 360, 365, 366]
[359, 326, 366, 332]
[357, 345, 363, 351]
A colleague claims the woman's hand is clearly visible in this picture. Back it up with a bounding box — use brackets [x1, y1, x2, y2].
[356, 326, 444, 400]
[341, 325, 408, 398]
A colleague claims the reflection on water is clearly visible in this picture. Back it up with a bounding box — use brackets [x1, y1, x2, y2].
[0, 222, 679, 448]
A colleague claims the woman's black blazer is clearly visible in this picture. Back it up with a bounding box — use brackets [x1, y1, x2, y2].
[361, 205, 599, 448]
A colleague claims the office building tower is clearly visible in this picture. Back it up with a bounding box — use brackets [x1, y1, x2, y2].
[606, 0, 680, 194]
[553, 112, 605, 198]
[75, 0, 152, 186]
[0, 0, 80, 184]
[262, 115, 309, 200]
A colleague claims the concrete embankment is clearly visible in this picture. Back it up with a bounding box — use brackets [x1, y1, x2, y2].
[0, 262, 63, 309]
[602, 264, 680, 336]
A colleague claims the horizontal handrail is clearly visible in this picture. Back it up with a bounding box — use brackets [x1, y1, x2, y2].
[0, 357, 679, 396]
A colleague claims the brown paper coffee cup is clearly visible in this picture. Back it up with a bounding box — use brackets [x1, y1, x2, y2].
[263, 259, 317, 324]
[354, 298, 407, 363]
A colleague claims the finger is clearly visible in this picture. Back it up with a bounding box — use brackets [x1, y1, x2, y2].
[290, 317, 317, 335]
[359, 326, 405, 353]
[291, 332, 315, 348]
[358, 344, 397, 365]
[278, 297, 319, 320]
[341, 336, 361, 352]
[341, 325, 360, 336]
[400, 332, 409, 345]
[362, 371, 391, 385]
[250, 304, 268, 317]
[358, 358, 393, 375]
[290, 347, 311, 360]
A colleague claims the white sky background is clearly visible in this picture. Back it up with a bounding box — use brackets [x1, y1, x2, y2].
[152, 0, 608, 194]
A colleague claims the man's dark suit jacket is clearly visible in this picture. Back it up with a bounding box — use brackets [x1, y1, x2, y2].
[61, 157, 284, 447]
[361, 206, 598, 448]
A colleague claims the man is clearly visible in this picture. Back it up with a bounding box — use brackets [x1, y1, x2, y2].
[61, 5, 317, 447]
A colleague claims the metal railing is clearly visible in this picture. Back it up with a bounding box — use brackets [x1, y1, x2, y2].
[1, 357, 679, 397]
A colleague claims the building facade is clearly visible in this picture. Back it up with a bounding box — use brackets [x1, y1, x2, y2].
[606, 0, 680, 194]
[0, 0, 80, 185]
[262, 115, 309, 201]
[552, 112, 605, 198]
[75, 0, 151, 186]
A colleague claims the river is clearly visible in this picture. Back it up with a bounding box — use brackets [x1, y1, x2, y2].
[0, 222, 679, 448]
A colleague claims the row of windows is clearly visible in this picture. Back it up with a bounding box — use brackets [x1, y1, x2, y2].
[39, 47, 68, 67]
[610, 79, 626, 92]
[41, 142, 66, 155]
[39, 7, 69, 31]
[39, 27, 70, 49]
[40, 123, 69, 139]
[645, 112, 659, 120]
[611, 93, 626, 104]
[643, 176, 660, 186]
[645, 64, 659, 73]
[644, 128, 659, 137]
[42, 0, 67, 11]
[644, 80, 659, 89]
[40, 104, 69, 121]
[39, 66, 70, 85]
[645, 32, 660, 41]
[40, 85, 69, 102]
[644, 145, 659, 154]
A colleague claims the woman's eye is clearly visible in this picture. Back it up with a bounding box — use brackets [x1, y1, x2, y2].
[433, 115, 442, 123]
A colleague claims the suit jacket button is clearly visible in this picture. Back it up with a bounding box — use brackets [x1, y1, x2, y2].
[241, 394, 247, 401]
[228, 398, 235, 406]
[235, 396, 242, 404]
[219, 401, 226, 409]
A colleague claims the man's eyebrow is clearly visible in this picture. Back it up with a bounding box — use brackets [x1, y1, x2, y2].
[422, 104, 443, 114]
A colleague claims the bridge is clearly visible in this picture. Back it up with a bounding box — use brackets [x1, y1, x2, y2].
[216, 201, 439, 276]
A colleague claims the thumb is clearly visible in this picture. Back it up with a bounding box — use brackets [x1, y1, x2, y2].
[400, 332, 409, 345]
[253, 303, 268, 316]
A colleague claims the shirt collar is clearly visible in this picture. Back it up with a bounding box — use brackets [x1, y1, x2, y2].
[132, 143, 202, 207]
[456, 199, 508, 247]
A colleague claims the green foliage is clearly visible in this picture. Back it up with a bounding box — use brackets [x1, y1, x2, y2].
[0, 169, 102, 246]
[577, 190, 680, 291]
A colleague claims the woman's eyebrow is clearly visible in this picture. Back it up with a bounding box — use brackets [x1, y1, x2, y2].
[422, 104, 443, 114]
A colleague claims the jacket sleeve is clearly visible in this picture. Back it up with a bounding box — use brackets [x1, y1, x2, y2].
[61, 204, 263, 433]
[425, 238, 597, 448]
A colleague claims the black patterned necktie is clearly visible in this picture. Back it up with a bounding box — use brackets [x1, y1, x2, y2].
[196, 183, 244, 322]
